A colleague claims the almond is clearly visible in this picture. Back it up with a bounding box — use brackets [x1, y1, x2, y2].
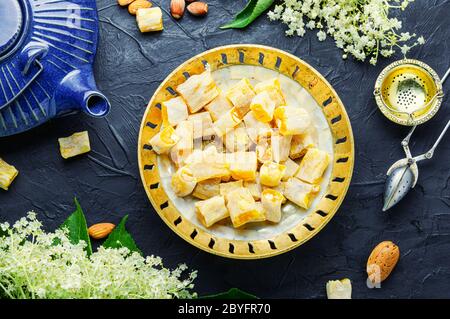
[88, 223, 116, 240]
[170, 0, 185, 19]
[367, 241, 400, 284]
[187, 1, 208, 16]
[128, 0, 152, 15]
[118, 0, 134, 6]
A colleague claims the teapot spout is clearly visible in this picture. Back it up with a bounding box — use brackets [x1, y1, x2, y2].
[55, 68, 110, 118]
[83, 91, 111, 117]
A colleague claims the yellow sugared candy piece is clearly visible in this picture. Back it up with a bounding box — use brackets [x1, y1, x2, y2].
[225, 187, 265, 228]
[243, 111, 272, 143]
[195, 195, 229, 227]
[192, 178, 221, 200]
[261, 189, 284, 223]
[186, 145, 230, 182]
[171, 166, 197, 197]
[254, 78, 286, 107]
[184, 145, 219, 165]
[162, 96, 188, 127]
[255, 137, 273, 163]
[262, 183, 286, 204]
[259, 161, 286, 187]
[188, 111, 214, 139]
[226, 78, 255, 117]
[254, 201, 266, 216]
[149, 126, 180, 154]
[136, 7, 163, 33]
[296, 148, 330, 184]
[243, 175, 261, 200]
[290, 131, 317, 159]
[170, 120, 194, 166]
[188, 161, 230, 182]
[223, 124, 251, 152]
[283, 177, 320, 209]
[274, 106, 311, 136]
[326, 278, 352, 299]
[226, 151, 257, 181]
[281, 158, 300, 181]
[176, 69, 219, 113]
[250, 91, 276, 123]
[204, 93, 233, 121]
[58, 131, 91, 159]
[212, 107, 242, 137]
[271, 133, 292, 163]
[0, 158, 18, 190]
[219, 180, 243, 197]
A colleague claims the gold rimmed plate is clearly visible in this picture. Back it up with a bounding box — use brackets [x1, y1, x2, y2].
[138, 44, 354, 259]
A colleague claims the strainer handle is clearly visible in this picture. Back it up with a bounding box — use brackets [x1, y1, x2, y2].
[413, 119, 450, 162]
[441, 66, 450, 83]
[401, 126, 416, 159]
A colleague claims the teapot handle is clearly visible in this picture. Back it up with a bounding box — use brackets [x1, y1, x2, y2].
[0, 42, 48, 111]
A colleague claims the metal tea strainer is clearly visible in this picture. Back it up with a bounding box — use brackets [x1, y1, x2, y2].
[374, 59, 445, 126]
[374, 62, 450, 211]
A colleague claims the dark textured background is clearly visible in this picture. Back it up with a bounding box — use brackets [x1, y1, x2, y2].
[1, 0, 450, 299]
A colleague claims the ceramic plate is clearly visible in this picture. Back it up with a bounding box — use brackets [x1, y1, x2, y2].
[138, 45, 354, 259]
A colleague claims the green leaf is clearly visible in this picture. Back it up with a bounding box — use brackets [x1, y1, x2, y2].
[60, 198, 92, 256]
[200, 288, 258, 299]
[220, 0, 274, 29]
[102, 215, 141, 254]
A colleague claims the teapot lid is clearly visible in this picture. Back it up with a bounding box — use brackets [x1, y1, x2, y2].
[0, 0, 25, 60]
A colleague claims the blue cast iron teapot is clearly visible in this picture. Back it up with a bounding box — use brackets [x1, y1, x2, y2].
[0, 0, 110, 137]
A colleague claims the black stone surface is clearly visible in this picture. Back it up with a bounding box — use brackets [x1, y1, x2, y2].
[1, 0, 450, 299]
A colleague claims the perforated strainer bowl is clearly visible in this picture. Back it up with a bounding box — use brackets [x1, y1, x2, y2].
[374, 59, 444, 126]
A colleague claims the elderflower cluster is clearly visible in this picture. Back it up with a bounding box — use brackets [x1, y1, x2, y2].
[268, 0, 425, 65]
[0, 212, 197, 299]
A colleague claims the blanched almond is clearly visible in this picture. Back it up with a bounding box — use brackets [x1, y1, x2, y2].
[88, 223, 116, 239]
[187, 2, 208, 16]
[170, 0, 185, 19]
[128, 0, 152, 15]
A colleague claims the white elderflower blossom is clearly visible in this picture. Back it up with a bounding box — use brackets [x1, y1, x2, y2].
[306, 20, 315, 29]
[401, 44, 411, 55]
[268, 0, 424, 65]
[381, 49, 395, 57]
[317, 30, 327, 41]
[399, 32, 412, 41]
[0, 213, 197, 299]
